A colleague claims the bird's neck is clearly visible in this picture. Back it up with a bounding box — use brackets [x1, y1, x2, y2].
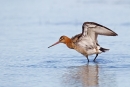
[64, 37, 74, 49]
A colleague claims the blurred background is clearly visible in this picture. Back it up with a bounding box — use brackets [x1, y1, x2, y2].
[0, 0, 130, 87]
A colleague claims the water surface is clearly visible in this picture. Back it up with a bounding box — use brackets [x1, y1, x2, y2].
[0, 0, 130, 87]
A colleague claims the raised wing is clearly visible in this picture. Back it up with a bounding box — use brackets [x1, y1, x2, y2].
[82, 22, 117, 42]
[73, 22, 118, 49]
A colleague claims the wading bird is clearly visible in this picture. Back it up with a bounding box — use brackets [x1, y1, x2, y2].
[48, 22, 118, 62]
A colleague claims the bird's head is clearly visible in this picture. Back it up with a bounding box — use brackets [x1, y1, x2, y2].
[48, 36, 69, 48]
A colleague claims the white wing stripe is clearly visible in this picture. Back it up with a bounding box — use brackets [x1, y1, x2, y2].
[77, 22, 117, 51]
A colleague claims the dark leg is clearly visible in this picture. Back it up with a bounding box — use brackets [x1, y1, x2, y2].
[93, 54, 98, 62]
[86, 55, 89, 62]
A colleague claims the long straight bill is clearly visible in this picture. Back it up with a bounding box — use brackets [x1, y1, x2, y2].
[48, 41, 60, 48]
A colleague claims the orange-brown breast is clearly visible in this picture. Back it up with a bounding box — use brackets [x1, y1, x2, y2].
[65, 38, 74, 49]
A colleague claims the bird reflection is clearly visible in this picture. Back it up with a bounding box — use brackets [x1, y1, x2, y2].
[62, 63, 99, 87]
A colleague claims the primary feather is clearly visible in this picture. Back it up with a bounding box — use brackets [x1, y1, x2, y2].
[72, 22, 118, 52]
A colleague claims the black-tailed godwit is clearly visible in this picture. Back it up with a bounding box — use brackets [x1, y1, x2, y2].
[48, 22, 118, 62]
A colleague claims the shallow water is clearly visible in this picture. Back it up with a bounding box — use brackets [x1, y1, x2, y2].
[0, 0, 130, 87]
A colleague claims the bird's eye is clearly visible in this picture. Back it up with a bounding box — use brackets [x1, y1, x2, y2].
[60, 36, 64, 41]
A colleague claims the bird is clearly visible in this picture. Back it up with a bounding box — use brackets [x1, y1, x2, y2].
[48, 22, 118, 62]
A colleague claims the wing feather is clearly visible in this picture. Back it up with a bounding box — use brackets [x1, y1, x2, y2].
[74, 22, 118, 50]
[82, 22, 118, 42]
[86, 22, 118, 36]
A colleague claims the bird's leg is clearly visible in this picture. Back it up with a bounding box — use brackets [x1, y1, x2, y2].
[86, 55, 89, 62]
[93, 54, 98, 62]
[93, 47, 99, 62]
